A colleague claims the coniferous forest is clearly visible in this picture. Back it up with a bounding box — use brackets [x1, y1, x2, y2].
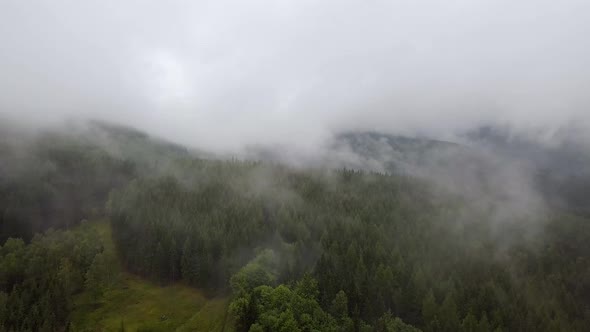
[3, 1, 590, 331]
[1, 123, 589, 331]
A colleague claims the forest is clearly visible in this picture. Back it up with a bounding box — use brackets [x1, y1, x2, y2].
[1, 123, 589, 331]
[3, 1, 590, 330]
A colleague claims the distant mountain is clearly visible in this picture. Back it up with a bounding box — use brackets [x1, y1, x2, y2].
[0, 120, 192, 242]
[466, 125, 590, 215]
[333, 127, 590, 216]
[77, 123, 590, 217]
[466, 125, 590, 176]
[332, 131, 467, 174]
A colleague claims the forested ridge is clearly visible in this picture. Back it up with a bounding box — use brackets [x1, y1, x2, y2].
[1, 123, 589, 331]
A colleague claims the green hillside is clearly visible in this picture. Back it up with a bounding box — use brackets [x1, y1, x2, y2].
[1, 123, 589, 331]
[68, 221, 232, 332]
[71, 273, 231, 332]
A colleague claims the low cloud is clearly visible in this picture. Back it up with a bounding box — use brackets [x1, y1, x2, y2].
[1, 0, 589, 152]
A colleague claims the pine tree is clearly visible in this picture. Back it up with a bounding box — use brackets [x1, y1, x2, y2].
[422, 289, 438, 331]
[153, 242, 167, 283]
[462, 312, 479, 332]
[332, 290, 349, 319]
[85, 253, 107, 300]
[478, 312, 491, 332]
[181, 237, 199, 285]
[169, 238, 179, 281]
[439, 291, 460, 332]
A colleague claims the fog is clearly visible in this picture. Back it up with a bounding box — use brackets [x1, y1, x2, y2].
[1, 0, 590, 153]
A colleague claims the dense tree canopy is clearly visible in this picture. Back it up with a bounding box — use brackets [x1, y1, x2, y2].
[0, 223, 109, 331]
[1, 124, 589, 331]
[107, 158, 590, 331]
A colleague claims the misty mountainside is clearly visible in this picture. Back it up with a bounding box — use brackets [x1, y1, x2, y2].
[466, 126, 590, 216]
[1, 121, 590, 331]
[3, 0, 589, 331]
[0, 120, 192, 242]
[326, 129, 590, 217]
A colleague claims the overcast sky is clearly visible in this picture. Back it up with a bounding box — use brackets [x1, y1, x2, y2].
[1, 0, 589, 151]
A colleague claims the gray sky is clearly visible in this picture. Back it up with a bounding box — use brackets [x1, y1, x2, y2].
[1, 0, 589, 152]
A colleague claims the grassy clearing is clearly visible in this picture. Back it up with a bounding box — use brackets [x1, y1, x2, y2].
[70, 221, 231, 332]
[178, 298, 235, 332]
